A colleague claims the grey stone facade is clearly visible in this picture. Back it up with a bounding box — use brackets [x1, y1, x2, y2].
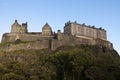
[0, 20, 113, 51]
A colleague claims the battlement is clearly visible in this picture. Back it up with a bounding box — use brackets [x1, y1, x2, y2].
[65, 21, 106, 31]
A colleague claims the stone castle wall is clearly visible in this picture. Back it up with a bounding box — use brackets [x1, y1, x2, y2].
[2, 33, 54, 42]
[0, 40, 50, 51]
[51, 35, 113, 50]
[0, 35, 113, 51]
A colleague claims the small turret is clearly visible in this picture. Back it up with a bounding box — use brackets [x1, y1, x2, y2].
[57, 30, 61, 34]
[57, 30, 63, 40]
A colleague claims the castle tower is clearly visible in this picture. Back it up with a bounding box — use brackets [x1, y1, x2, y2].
[11, 20, 21, 33]
[42, 23, 52, 36]
[20, 22, 28, 33]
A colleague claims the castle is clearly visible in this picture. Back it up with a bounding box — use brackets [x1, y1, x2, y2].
[0, 20, 113, 51]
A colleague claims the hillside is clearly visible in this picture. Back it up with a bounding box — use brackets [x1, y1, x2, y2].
[0, 45, 119, 80]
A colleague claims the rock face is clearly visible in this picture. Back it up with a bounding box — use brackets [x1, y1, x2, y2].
[0, 20, 113, 51]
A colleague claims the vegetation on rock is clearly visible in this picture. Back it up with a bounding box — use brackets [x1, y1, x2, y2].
[0, 45, 119, 80]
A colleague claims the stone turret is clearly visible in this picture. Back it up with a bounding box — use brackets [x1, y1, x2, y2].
[42, 23, 52, 36]
[57, 30, 63, 40]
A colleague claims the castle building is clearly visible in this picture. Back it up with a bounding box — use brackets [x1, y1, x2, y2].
[0, 20, 113, 51]
[11, 20, 28, 34]
[2, 20, 54, 42]
[64, 21, 107, 40]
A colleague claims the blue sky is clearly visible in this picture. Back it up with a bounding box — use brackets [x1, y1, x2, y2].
[0, 0, 120, 54]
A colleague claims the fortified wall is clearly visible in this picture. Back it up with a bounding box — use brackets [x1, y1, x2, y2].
[0, 20, 113, 51]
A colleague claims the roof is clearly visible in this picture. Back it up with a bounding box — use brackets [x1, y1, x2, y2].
[12, 20, 20, 27]
[42, 23, 52, 30]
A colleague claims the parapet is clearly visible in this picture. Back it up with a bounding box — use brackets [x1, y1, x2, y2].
[64, 21, 106, 32]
